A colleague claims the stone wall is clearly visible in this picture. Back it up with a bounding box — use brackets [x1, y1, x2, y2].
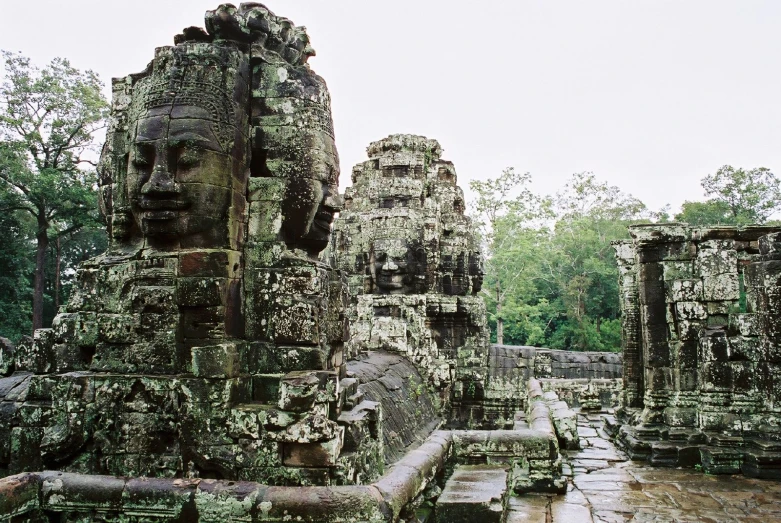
[482, 345, 622, 423]
[613, 225, 781, 477]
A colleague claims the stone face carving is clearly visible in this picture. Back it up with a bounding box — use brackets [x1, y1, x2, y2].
[0, 3, 380, 486]
[333, 135, 489, 423]
[370, 238, 427, 294]
[613, 225, 781, 478]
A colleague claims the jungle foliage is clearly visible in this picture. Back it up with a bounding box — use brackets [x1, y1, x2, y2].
[0, 51, 108, 341]
[470, 166, 781, 351]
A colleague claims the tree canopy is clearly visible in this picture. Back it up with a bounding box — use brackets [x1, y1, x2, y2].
[472, 171, 664, 351]
[0, 51, 108, 331]
[675, 165, 781, 225]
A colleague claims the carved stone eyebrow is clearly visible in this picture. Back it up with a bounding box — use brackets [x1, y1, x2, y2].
[167, 124, 223, 152]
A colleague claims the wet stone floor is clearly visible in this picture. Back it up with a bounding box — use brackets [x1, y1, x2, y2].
[507, 411, 781, 523]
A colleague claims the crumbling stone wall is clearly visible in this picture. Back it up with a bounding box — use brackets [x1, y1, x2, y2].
[332, 135, 489, 427]
[0, 3, 382, 486]
[614, 225, 781, 477]
[485, 345, 622, 422]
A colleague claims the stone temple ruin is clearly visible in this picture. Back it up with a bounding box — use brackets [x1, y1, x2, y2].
[613, 225, 781, 477]
[0, 3, 780, 523]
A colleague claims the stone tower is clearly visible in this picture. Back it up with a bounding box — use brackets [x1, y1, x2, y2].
[332, 134, 489, 425]
[0, 3, 381, 486]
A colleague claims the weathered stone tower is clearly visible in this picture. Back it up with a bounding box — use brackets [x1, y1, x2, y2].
[0, 3, 382, 486]
[332, 135, 490, 425]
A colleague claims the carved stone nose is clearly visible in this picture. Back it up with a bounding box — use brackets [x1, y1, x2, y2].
[324, 192, 344, 212]
[142, 167, 179, 195]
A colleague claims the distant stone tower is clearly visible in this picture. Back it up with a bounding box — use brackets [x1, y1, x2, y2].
[332, 135, 489, 424]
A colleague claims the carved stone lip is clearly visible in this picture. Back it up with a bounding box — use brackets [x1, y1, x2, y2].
[311, 209, 335, 230]
[138, 198, 189, 211]
[377, 275, 404, 288]
[142, 210, 177, 221]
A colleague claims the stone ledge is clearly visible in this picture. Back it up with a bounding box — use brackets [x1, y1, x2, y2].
[0, 419, 570, 521]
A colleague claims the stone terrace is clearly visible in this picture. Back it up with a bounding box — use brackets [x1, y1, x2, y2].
[509, 410, 781, 523]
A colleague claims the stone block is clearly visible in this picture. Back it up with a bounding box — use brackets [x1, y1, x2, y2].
[697, 244, 738, 275]
[663, 407, 697, 427]
[272, 300, 321, 345]
[179, 250, 240, 278]
[97, 314, 140, 344]
[728, 336, 761, 362]
[731, 361, 756, 392]
[278, 371, 321, 412]
[176, 277, 227, 307]
[675, 301, 707, 321]
[666, 279, 702, 302]
[248, 200, 282, 241]
[731, 314, 759, 336]
[191, 343, 241, 378]
[181, 306, 228, 340]
[282, 437, 342, 467]
[247, 176, 286, 202]
[700, 362, 732, 391]
[699, 331, 729, 362]
[702, 273, 740, 301]
[0, 473, 41, 517]
[435, 465, 507, 523]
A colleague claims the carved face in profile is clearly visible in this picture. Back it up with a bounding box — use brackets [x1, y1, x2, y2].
[281, 131, 343, 257]
[371, 239, 426, 294]
[127, 105, 241, 248]
[469, 252, 484, 293]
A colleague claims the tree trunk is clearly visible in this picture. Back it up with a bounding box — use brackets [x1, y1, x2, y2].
[33, 219, 49, 332]
[54, 236, 61, 311]
[496, 282, 503, 345]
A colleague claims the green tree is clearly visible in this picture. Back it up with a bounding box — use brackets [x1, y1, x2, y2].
[0, 184, 34, 342]
[701, 165, 780, 224]
[469, 168, 551, 345]
[472, 170, 657, 351]
[0, 51, 108, 331]
[674, 200, 734, 226]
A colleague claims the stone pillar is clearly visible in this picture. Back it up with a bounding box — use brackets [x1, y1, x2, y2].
[750, 232, 781, 437]
[630, 225, 687, 425]
[613, 240, 643, 410]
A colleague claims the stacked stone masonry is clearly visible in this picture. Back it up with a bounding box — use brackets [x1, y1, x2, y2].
[613, 224, 781, 478]
[4, 2, 777, 521]
[332, 134, 490, 428]
[486, 345, 622, 419]
[0, 2, 381, 488]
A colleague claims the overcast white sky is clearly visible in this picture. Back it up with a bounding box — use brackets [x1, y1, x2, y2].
[2, 0, 780, 213]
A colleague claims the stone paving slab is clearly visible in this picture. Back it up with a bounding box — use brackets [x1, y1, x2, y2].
[507, 410, 781, 523]
[505, 494, 548, 523]
[436, 464, 507, 523]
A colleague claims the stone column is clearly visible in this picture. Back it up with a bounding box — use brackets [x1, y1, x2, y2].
[614, 240, 644, 410]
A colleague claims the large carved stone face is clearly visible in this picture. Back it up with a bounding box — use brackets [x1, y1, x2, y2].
[127, 105, 238, 247]
[371, 239, 425, 294]
[282, 133, 342, 256]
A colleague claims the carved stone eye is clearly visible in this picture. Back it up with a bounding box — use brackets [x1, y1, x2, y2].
[177, 148, 201, 169]
[131, 145, 153, 168]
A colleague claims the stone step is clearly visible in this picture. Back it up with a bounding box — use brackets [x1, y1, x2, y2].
[435, 464, 508, 523]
